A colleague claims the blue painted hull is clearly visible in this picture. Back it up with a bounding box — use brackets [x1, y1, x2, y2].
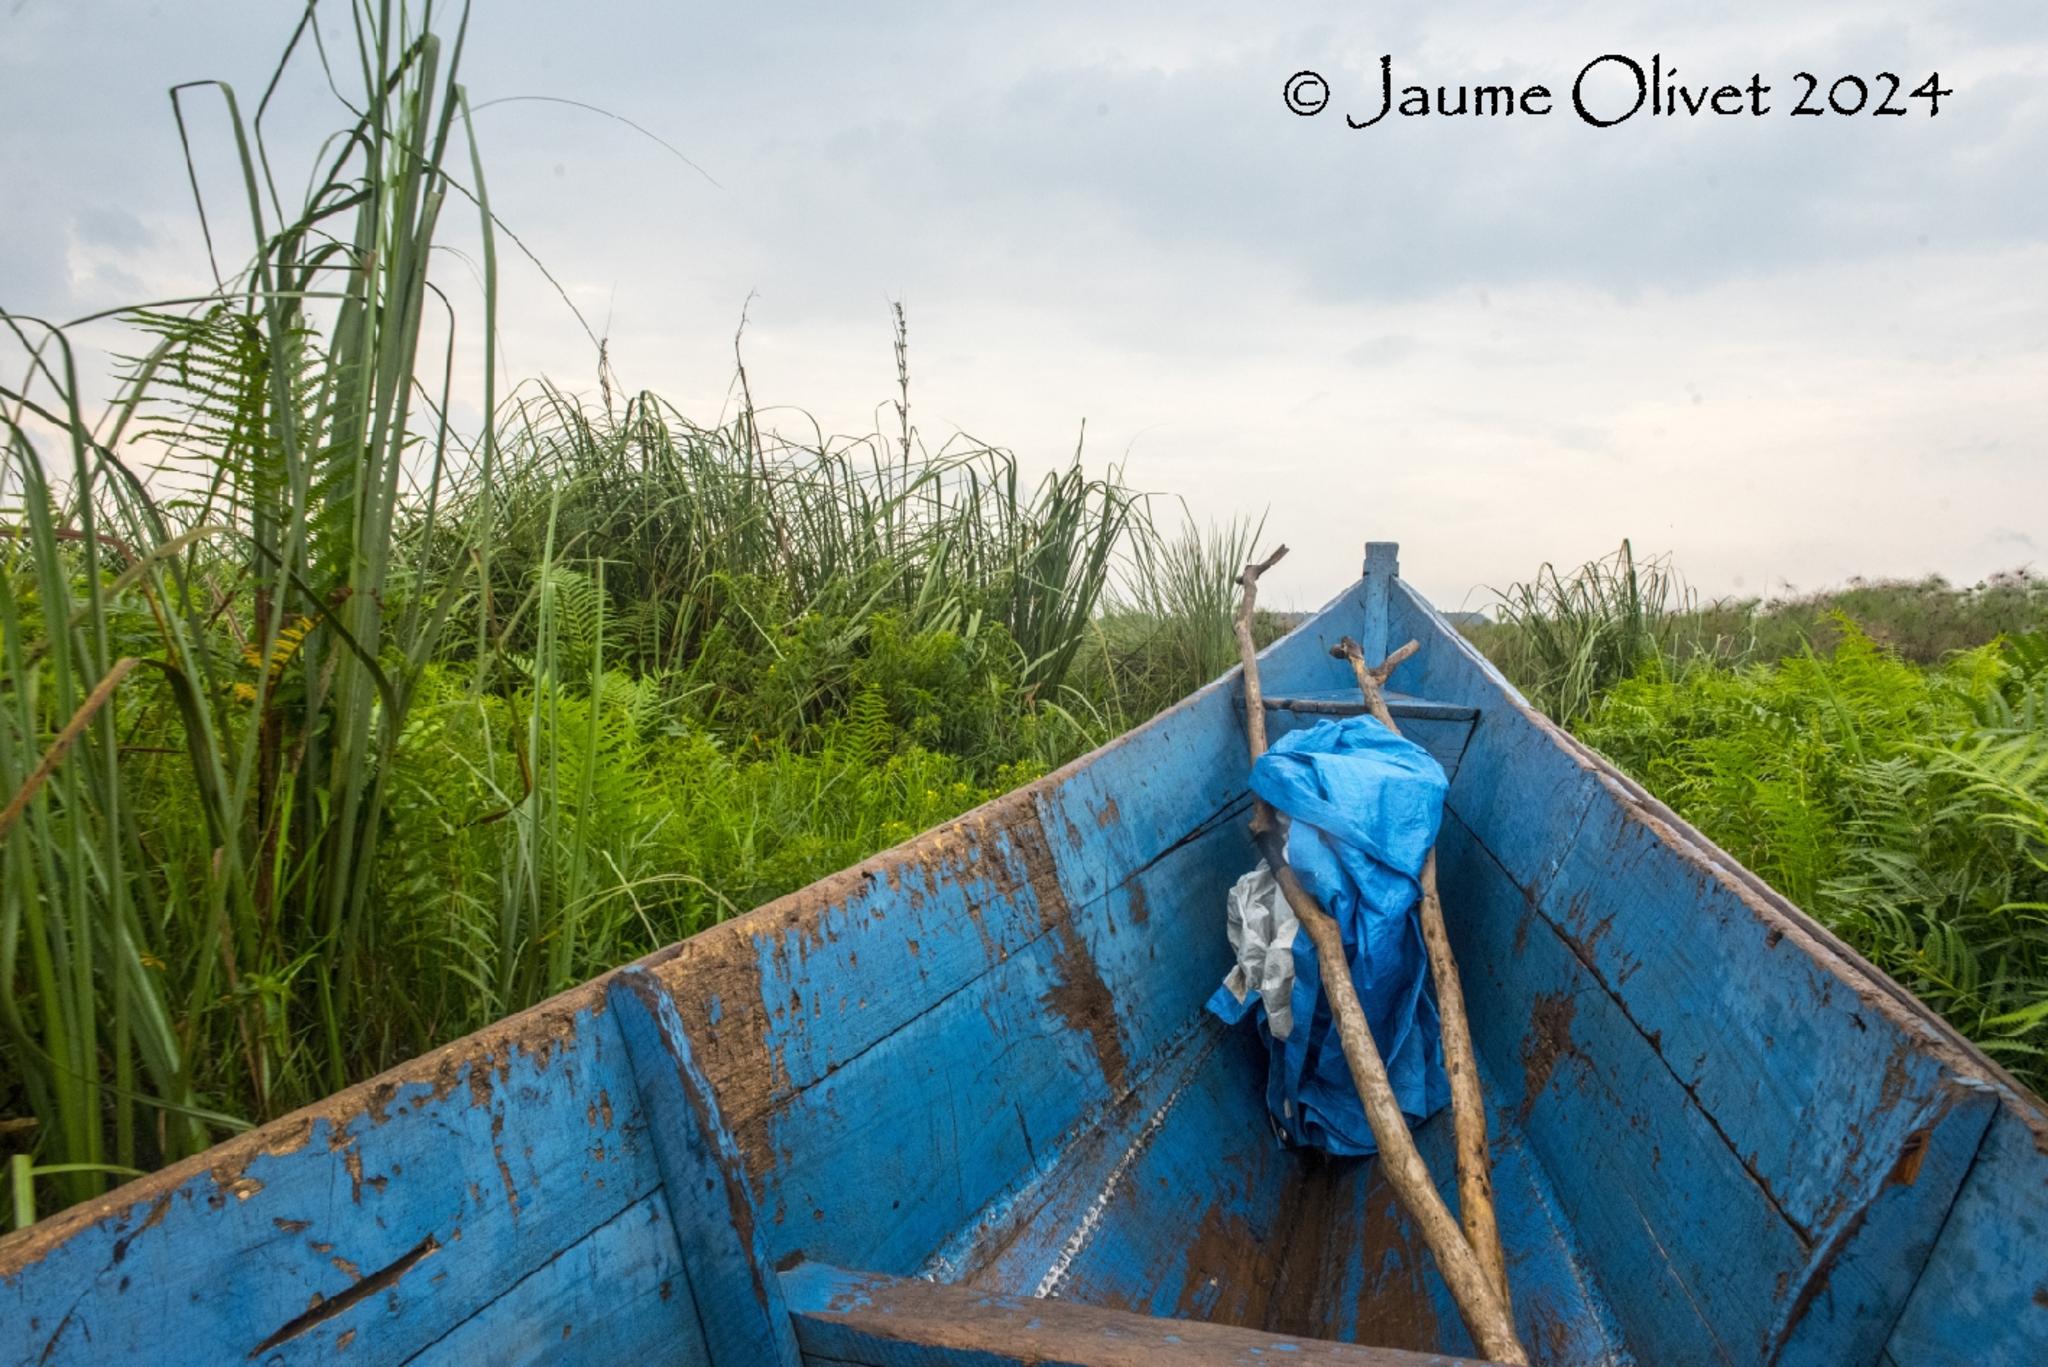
[3, 546, 2043, 1365]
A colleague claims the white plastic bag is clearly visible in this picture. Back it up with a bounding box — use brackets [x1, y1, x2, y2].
[1219, 861, 1299, 1040]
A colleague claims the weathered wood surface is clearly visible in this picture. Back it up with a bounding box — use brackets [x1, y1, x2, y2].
[609, 966, 802, 1366]
[781, 1260, 1495, 1365]
[1390, 576, 2048, 1363]
[412, 1191, 704, 1365]
[1880, 1101, 2048, 1366]
[0, 988, 693, 1364]
[941, 1016, 1624, 1362]
[4, 542, 2045, 1363]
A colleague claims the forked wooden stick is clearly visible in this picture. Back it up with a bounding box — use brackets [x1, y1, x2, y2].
[1233, 552, 1526, 1365]
[1335, 635, 1513, 1318]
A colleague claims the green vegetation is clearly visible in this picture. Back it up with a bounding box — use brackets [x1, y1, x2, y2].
[1479, 543, 2048, 1092]
[8, 0, 2037, 1238]
[0, 3, 1255, 1224]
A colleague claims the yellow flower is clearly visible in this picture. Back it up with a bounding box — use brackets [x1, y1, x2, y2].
[239, 616, 315, 691]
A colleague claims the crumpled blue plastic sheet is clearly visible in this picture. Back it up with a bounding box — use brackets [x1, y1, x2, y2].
[1206, 714, 1451, 1155]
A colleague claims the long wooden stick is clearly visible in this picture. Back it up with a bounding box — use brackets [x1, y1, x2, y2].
[1335, 636, 1513, 1318]
[1233, 556, 1526, 1365]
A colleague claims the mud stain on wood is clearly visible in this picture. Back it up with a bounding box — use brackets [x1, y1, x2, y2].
[1010, 808, 1131, 1097]
[1127, 882, 1151, 928]
[1174, 1197, 1283, 1326]
[1272, 1153, 1444, 1350]
[655, 786, 1064, 1179]
[1260, 1152, 1346, 1337]
[1041, 920, 1130, 1098]
[1350, 1163, 1443, 1352]
[1519, 990, 1579, 1124]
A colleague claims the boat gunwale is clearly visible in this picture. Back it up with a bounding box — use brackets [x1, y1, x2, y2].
[5, 561, 2041, 1281]
[1395, 575, 2048, 1137]
[0, 585, 1260, 1272]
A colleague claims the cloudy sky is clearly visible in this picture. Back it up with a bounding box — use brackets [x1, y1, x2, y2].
[4, 1, 2044, 609]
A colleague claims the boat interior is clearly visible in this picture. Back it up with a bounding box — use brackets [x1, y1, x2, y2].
[7, 546, 2044, 1366]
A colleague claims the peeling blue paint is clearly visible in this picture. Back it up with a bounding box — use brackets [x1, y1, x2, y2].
[3, 545, 2044, 1365]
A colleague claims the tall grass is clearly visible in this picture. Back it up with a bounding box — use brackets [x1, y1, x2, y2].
[1702, 569, 2048, 666]
[1474, 546, 2048, 715]
[3, 0, 491, 1209]
[0, 2, 1250, 1225]
[1478, 540, 1701, 726]
[1076, 514, 1266, 726]
[477, 385, 1146, 708]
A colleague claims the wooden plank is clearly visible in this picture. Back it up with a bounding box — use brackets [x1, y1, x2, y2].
[1361, 541, 1400, 666]
[1435, 811, 1808, 1364]
[409, 1190, 707, 1365]
[608, 967, 802, 1367]
[779, 1260, 1493, 1366]
[1264, 692, 1480, 724]
[2, 989, 663, 1365]
[1883, 1101, 2048, 1363]
[1535, 789, 1993, 1243]
[1771, 1081, 1996, 1365]
[1393, 573, 2035, 1358]
[721, 816, 1253, 1277]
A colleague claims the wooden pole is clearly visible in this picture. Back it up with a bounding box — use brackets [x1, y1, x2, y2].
[1335, 636, 1513, 1318]
[1232, 555, 1526, 1365]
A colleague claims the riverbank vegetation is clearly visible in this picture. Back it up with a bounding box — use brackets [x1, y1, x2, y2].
[6, 0, 2041, 1232]
[0, 2, 1257, 1224]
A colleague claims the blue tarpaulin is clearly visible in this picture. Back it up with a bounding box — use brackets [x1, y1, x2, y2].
[1206, 714, 1451, 1155]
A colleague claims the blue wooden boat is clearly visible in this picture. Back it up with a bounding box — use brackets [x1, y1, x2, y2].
[4, 542, 2043, 1365]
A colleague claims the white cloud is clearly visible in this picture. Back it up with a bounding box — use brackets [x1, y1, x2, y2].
[1, 0, 2042, 611]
